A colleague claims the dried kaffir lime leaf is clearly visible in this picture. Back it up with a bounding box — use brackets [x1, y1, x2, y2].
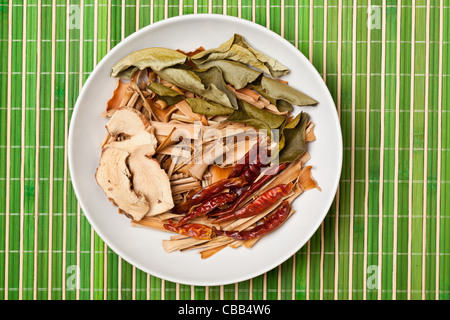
[258, 76, 318, 107]
[155, 66, 238, 109]
[148, 82, 184, 106]
[192, 34, 290, 78]
[185, 98, 233, 116]
[226, 100, 286, 133]
[194, 60, 261, 90]
[111, 47, 188, 79]
[278, 112, 310, 163]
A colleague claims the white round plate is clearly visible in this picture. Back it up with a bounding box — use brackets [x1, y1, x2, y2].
[69, 14, 342, 286]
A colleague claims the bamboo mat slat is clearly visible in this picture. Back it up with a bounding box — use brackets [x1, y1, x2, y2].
[0, 0, 448, 300]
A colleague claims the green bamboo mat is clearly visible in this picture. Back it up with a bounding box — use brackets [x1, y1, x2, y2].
[0, 0, 448, 301]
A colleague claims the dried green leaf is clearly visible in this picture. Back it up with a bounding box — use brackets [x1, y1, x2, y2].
[185, 98, 233, 116]
[155, 66, 238, 109]
[194, 67, 238, 109]
[250, 83, 294, 113]
[111, 47, 188, 79]
[278, 112, 310, 163]
[192, 34, 289, 78]
[194, 60, 261, 90]
[276, 100, 294, 113]
[226, 100, 285, 132]
[258, 76, 318, 106]
[148, 82, 184, 106]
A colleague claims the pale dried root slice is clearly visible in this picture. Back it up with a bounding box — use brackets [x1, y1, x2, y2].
[106, 107, 156, 142]
[98, 107, 175, 219]
[128, 145, 174, 216]
[107, 131, 158, 156]
[95, 147, 149, 221]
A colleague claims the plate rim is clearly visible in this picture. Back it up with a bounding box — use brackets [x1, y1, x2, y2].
[68, 13, 343, 286]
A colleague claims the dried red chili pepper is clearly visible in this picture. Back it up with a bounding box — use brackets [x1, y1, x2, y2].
[163, 220, 217, 240]
[209, 163, 287, 217]
[242, 163, 263, 184]
[177, 193, 237, 226]
[227, 141, 259, 178]
[215, 201, 291, 240]
[172, 177, 247, 214]
[190, 177, 245, 202]
[212, 182, 293, 224]
[229, 142, 271, 184]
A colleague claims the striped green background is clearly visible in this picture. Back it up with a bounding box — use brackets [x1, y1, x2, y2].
[0, 0, 448, 300]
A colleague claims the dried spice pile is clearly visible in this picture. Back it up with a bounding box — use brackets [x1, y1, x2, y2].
[96, 34, 320, 258]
